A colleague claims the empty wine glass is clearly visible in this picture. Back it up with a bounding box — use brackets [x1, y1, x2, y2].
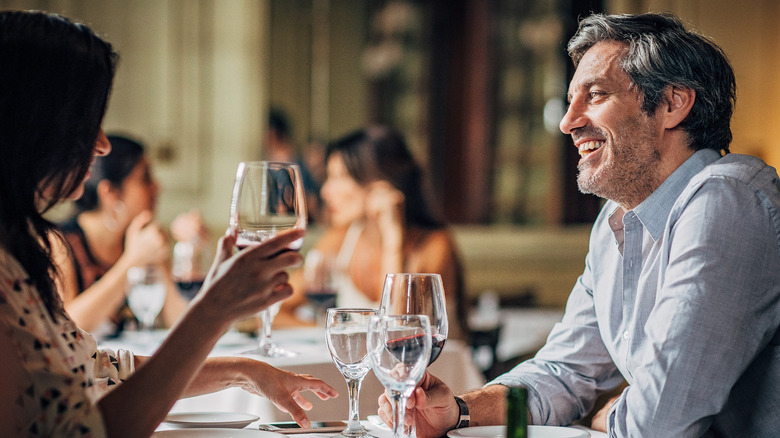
[367, 314, 431, 438]
[325, 308, 377, 437]
[230, 161, 307, 357]
[126, 265, 166, 341]
[379, 273, 448, 365]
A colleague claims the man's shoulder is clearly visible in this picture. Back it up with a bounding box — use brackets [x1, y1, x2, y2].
[703, 153, 775, 177]
[693, 153, 780, 192]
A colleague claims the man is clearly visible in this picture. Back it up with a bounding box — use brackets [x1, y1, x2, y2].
[378, 12, 780, 437]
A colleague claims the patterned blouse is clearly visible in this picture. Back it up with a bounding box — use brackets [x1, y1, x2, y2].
[0, 246, 135, 437]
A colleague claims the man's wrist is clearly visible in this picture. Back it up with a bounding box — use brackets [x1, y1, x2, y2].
[453, 396, 470, 429]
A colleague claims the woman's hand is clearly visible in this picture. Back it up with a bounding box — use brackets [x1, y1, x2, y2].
[235, 359, 339, 427]
[365, 180, 405, 248]
[195, 228, 304, 323]
[122, 210, 170, 266]
[171, 209, 210, 243]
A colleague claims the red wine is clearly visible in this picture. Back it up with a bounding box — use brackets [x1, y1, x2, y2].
[306, 288, 337, 307]
[386, 333, 447, 365]
[176, 280, 204, 301]
[429, 333, 447, 365]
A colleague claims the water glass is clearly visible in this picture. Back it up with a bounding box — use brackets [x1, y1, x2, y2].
[126, 265, 166, 337]
[325, 308, 377, 437]
[367, 314, 431, 438]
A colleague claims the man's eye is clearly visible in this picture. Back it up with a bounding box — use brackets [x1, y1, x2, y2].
[589, 91, 607, 99]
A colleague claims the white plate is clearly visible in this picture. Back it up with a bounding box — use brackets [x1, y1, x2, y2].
[154, 428, 283, 437]
[163, 412, 260, 429]
[448, 425, 589, 438]
[367, 415, 390, 430]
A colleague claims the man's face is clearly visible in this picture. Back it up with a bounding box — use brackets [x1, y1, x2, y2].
[560, 41, 664, 208]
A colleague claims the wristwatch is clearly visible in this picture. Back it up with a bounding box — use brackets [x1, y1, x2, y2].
[454, 396, 470, 429]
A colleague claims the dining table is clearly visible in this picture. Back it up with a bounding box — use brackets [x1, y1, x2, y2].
[102, 325, 486, 424]
[105, 325, 605, 438]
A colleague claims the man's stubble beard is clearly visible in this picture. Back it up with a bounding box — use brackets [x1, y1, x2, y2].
[576, 114, 662, 209]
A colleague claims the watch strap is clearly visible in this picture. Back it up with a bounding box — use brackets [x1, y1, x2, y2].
[454, 396, 470, 429]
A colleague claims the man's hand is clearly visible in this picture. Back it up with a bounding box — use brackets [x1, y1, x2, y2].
[590, 394, 620, 432]
[378, 372, 459, 438]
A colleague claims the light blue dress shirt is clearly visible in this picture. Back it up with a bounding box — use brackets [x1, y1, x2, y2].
[491, 149, 780, 437]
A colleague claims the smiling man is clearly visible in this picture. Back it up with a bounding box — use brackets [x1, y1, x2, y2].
[378, 12, 780, 438]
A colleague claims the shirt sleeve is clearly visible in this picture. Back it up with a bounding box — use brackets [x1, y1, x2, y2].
[490, 238, 625, 425]
[608, 177, 780, 437]
[91, 344, 135, 399]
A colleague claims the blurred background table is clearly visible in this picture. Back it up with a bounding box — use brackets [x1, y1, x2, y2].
[103, 326, 485, 422]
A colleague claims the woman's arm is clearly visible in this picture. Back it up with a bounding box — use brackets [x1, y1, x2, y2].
[97, 229, 313, 437]
[178, 356, 337, 423]
[51, 234, 132, 332]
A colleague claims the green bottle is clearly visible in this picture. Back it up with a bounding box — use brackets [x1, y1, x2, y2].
[506, 386, 528, 438]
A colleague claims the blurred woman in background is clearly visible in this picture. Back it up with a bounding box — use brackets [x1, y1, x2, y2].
[281, 125, 469, 340]
[51, 134, 205, 336]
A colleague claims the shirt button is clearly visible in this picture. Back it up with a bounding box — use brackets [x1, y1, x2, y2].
[623, 330, 630, 340]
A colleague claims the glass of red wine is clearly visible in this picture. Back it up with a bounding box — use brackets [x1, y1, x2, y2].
[304, 249, 338, 326]
[230, 161, 307, 357]
[367, 314, 431, 438]
[379, 273, 448, 365]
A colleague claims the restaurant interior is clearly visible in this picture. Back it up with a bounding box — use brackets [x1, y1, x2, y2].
[5, 0, 778, 377]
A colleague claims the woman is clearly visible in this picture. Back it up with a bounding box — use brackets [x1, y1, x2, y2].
[52, 134, 188, 336]
[281, 125, 468, 340]
[0, 11, 336, 437]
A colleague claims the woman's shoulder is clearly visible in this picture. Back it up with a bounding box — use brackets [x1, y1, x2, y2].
[414, 227, 457, 250]
[313, 225, 351, 252]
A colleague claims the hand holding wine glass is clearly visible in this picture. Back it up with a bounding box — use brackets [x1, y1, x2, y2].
[326, 308, 377, 437]
[367, 314, 431, 438]
[230, 161, 307, 357]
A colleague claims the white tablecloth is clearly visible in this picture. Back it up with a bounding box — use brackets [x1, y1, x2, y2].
[154, 420, 606, 437]
[104, 327, 486, 423]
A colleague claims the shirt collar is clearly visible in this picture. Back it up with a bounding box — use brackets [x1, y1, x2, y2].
[632, 149, 722, 240]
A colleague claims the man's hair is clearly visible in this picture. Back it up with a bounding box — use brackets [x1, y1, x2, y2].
[567, 13, 736, 154]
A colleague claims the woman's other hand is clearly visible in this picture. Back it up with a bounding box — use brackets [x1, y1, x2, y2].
[122, 210, 170, 266]
[171, 209, 210, 243]
[365, 180, 405, 247]
[235, 358, 339, 427]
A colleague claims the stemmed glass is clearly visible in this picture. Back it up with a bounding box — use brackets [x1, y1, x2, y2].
[325, 308, 377, 437]
[367, 314, 431, 438]
[230, 161, 307, 357]
[126, 265, 167, 342]
[379, 273, 448, 365]
[304, 249, 338, 326]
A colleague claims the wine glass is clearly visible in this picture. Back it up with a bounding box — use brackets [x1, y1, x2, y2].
[367, 314, 431, 438]
[126, 265, 167, 342]
[325, 308, 377, 437]
[304, 249, 338, 326]
[379, 273, 448, 364]
[230, 161, 307, 357]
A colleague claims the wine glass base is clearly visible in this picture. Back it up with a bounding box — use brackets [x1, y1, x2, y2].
[241, 343, 298, 358]
[336, 427, 373, 438]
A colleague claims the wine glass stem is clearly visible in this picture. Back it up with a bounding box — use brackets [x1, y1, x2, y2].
[392, 392, 408, 438]
[259, 309, 274, 350]
[344, 377, 364, 434]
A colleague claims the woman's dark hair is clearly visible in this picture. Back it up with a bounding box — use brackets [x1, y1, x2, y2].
[0, 11, 118, 318]
[567, 13, 736, 154]
[326, 125, 444, 229]
[75, 134, 145, 212]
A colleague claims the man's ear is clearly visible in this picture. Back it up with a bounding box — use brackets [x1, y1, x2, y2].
[662, 85, 695, 130]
